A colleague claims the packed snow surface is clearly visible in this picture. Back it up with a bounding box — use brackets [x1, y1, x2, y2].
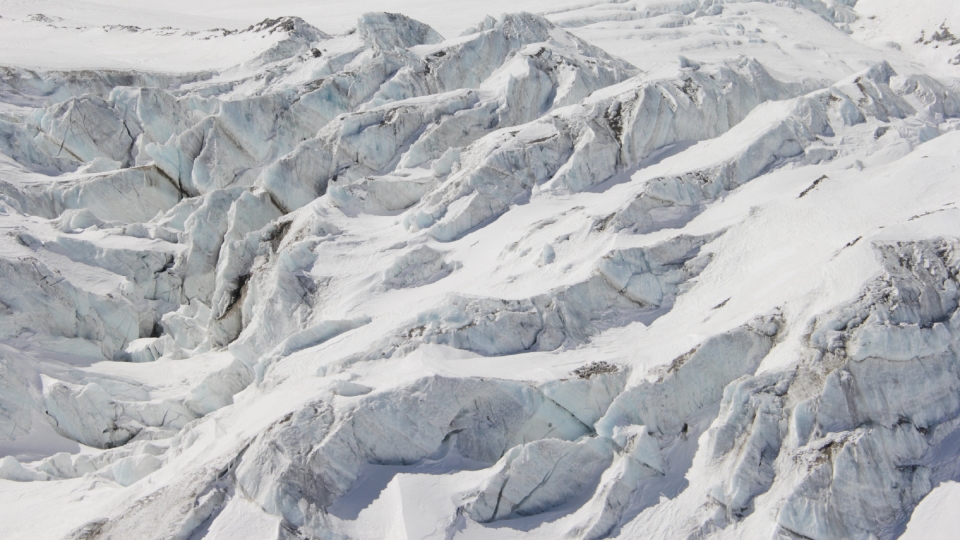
[1, 0, 960, 538]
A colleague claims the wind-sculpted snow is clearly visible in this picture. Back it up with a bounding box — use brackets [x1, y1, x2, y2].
[3, 3, 960, 539]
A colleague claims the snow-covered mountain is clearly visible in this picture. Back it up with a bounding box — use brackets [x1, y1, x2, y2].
[1, 1, 960, 538]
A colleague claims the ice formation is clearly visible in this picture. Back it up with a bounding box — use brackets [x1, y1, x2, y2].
[2, 1, 960, 539]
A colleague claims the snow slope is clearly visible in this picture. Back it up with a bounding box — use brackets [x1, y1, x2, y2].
[1, 0, 960, 539]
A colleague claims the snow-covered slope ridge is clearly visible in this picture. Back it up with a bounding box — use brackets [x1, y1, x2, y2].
[546, 0, 860, 28]
[2, 1, 960, 539]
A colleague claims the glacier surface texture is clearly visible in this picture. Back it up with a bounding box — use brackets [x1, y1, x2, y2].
[1, 0, 960, 538]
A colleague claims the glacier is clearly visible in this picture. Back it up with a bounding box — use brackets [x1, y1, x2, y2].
[1, 0, 960, 539]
